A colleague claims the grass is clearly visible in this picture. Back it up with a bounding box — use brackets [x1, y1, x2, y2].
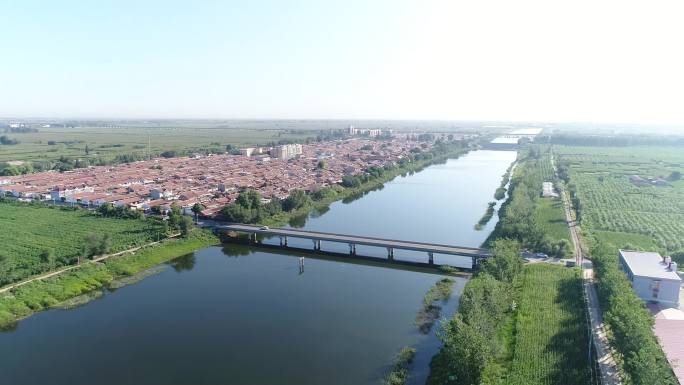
[534, 197, 573, 246]
[415, 277, 454, 334]
[383, 346, 417, 385]
[0, 200, 166, 286]
[503, 264, 591, 385]
[475, 201, 497, 230]
[0, 230, 219, 329]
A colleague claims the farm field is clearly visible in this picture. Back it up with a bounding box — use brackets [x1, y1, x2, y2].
[0, 125, 315, 164]
[0, 201, 165, 286]
[505, 263, 592, 385]
[555, 145, 684, 252]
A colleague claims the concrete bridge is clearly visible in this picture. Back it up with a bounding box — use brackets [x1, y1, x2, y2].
[216, 224, 491, 267]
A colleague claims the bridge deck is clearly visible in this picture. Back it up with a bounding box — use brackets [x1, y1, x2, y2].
[218, 224, 491, 257]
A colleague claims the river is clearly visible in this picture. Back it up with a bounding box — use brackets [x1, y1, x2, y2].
[0, 150, 516, 385]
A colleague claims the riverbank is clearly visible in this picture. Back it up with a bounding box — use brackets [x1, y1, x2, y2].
[426, 147, 594, 385]
[0, 230, 219, 329]
[253, 143, 472, 228]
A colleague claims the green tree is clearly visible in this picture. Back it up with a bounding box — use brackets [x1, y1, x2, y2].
[191, 202, 205, 222]
[179, 216, 194, 238]
[481, 239, 522, 283]
[282, 189, 311, 211]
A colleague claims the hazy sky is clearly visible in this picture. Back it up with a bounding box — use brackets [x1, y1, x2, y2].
[1, 0, 682, 124]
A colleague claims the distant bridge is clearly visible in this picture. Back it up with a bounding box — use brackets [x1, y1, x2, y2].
[215, 224, 491, 267]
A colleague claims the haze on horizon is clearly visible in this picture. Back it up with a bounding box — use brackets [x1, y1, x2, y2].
[1, 0, 683, 126]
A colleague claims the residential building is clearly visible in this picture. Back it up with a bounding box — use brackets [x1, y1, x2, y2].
[618, 250, 681, 308]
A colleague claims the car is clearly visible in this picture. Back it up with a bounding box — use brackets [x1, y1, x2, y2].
[259, 226, 270, 230]
[535, 252, 549, 258]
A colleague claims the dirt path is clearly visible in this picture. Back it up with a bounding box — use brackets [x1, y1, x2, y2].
[0, 233, 180, 294]
[553, 153, 622, 385]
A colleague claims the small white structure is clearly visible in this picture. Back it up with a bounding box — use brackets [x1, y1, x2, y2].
[619, 250, 681, 308]
[542, 182, 559, 198]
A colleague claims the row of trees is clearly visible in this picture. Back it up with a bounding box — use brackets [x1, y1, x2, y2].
[427, 240, 522, 385]
[0, 135, 19, 145]
[591, 242, 678, 385]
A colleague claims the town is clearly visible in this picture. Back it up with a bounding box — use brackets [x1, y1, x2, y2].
[0, 136, 447, 218]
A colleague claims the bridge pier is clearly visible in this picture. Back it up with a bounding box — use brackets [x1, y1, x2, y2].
[349, 243, 356, 255]
[387, 247, 394, 260]
[312, 239, 321, 251]
[252, 232, 258, 243]
[428, 252, 434, 265]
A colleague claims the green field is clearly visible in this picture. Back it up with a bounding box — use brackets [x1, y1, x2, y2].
[0, 201, 166, 286]
[505, 264, 591, 385]
[555, 145, 684, 252]
[0, 125, 317, 165]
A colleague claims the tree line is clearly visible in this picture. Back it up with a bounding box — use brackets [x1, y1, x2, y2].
[590, 241, 678, 385]
[427, 239, 522, 385]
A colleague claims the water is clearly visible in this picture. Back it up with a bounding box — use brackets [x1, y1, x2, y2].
[0, 150, 515, 385]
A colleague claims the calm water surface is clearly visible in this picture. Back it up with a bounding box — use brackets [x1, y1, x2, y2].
[0, 150, 515, 385]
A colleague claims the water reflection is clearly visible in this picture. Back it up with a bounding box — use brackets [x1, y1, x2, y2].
[168, 253, 197, 272]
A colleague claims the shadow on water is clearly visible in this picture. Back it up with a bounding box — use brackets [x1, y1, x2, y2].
[218, 243, 469, 277]
[167, 253, 197, 273]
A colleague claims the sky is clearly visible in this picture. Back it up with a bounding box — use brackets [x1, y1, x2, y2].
[1, 0, 683, 125]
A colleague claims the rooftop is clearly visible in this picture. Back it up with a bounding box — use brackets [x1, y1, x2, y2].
[509, 128, 543, 136]
[490, 137, 520, 144]
[619, 250, 682, 281]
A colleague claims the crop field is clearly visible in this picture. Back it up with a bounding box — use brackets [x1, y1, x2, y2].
[0, 125, 314, 164]
[0, 201, 165, 286]
[534, 197, 571, 244]
[506, 264, 592, 385]
[555, 145, 684, 251]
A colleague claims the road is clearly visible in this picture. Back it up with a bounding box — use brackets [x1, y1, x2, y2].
[553, 154, 621, 385]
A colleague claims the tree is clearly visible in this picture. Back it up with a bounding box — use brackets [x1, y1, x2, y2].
[282, 189, 311, 211]
[168, 203, 182, 229]
[179, 216, 194, 238]
[191, 202, 205, 222]
[481, 239, 522, 283]
[316, 160, 327, 169]
[85, 144, 90, 155]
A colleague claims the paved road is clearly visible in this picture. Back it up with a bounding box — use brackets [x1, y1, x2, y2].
[218, 224, 491, 257]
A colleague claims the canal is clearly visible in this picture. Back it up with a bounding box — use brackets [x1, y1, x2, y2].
[0, 150, 516, 385]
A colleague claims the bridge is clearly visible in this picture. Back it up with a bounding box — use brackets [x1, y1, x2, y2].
[216, 224, 491, 267]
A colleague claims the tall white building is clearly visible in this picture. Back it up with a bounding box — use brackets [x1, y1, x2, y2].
[273, 144, 303, 159]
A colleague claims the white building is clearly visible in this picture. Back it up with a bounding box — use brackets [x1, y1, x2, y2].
[619, 250, 681, 308]
[542, 182, 558, 198]
[272, 144, 303, 159]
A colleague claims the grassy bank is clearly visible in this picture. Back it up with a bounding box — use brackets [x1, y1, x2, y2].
[0, 230, 219, 329]
[485, 146, 573, 257]
[427, 147, 592, 385]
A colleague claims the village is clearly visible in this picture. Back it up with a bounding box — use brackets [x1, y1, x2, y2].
[0, 136, 436, 218]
